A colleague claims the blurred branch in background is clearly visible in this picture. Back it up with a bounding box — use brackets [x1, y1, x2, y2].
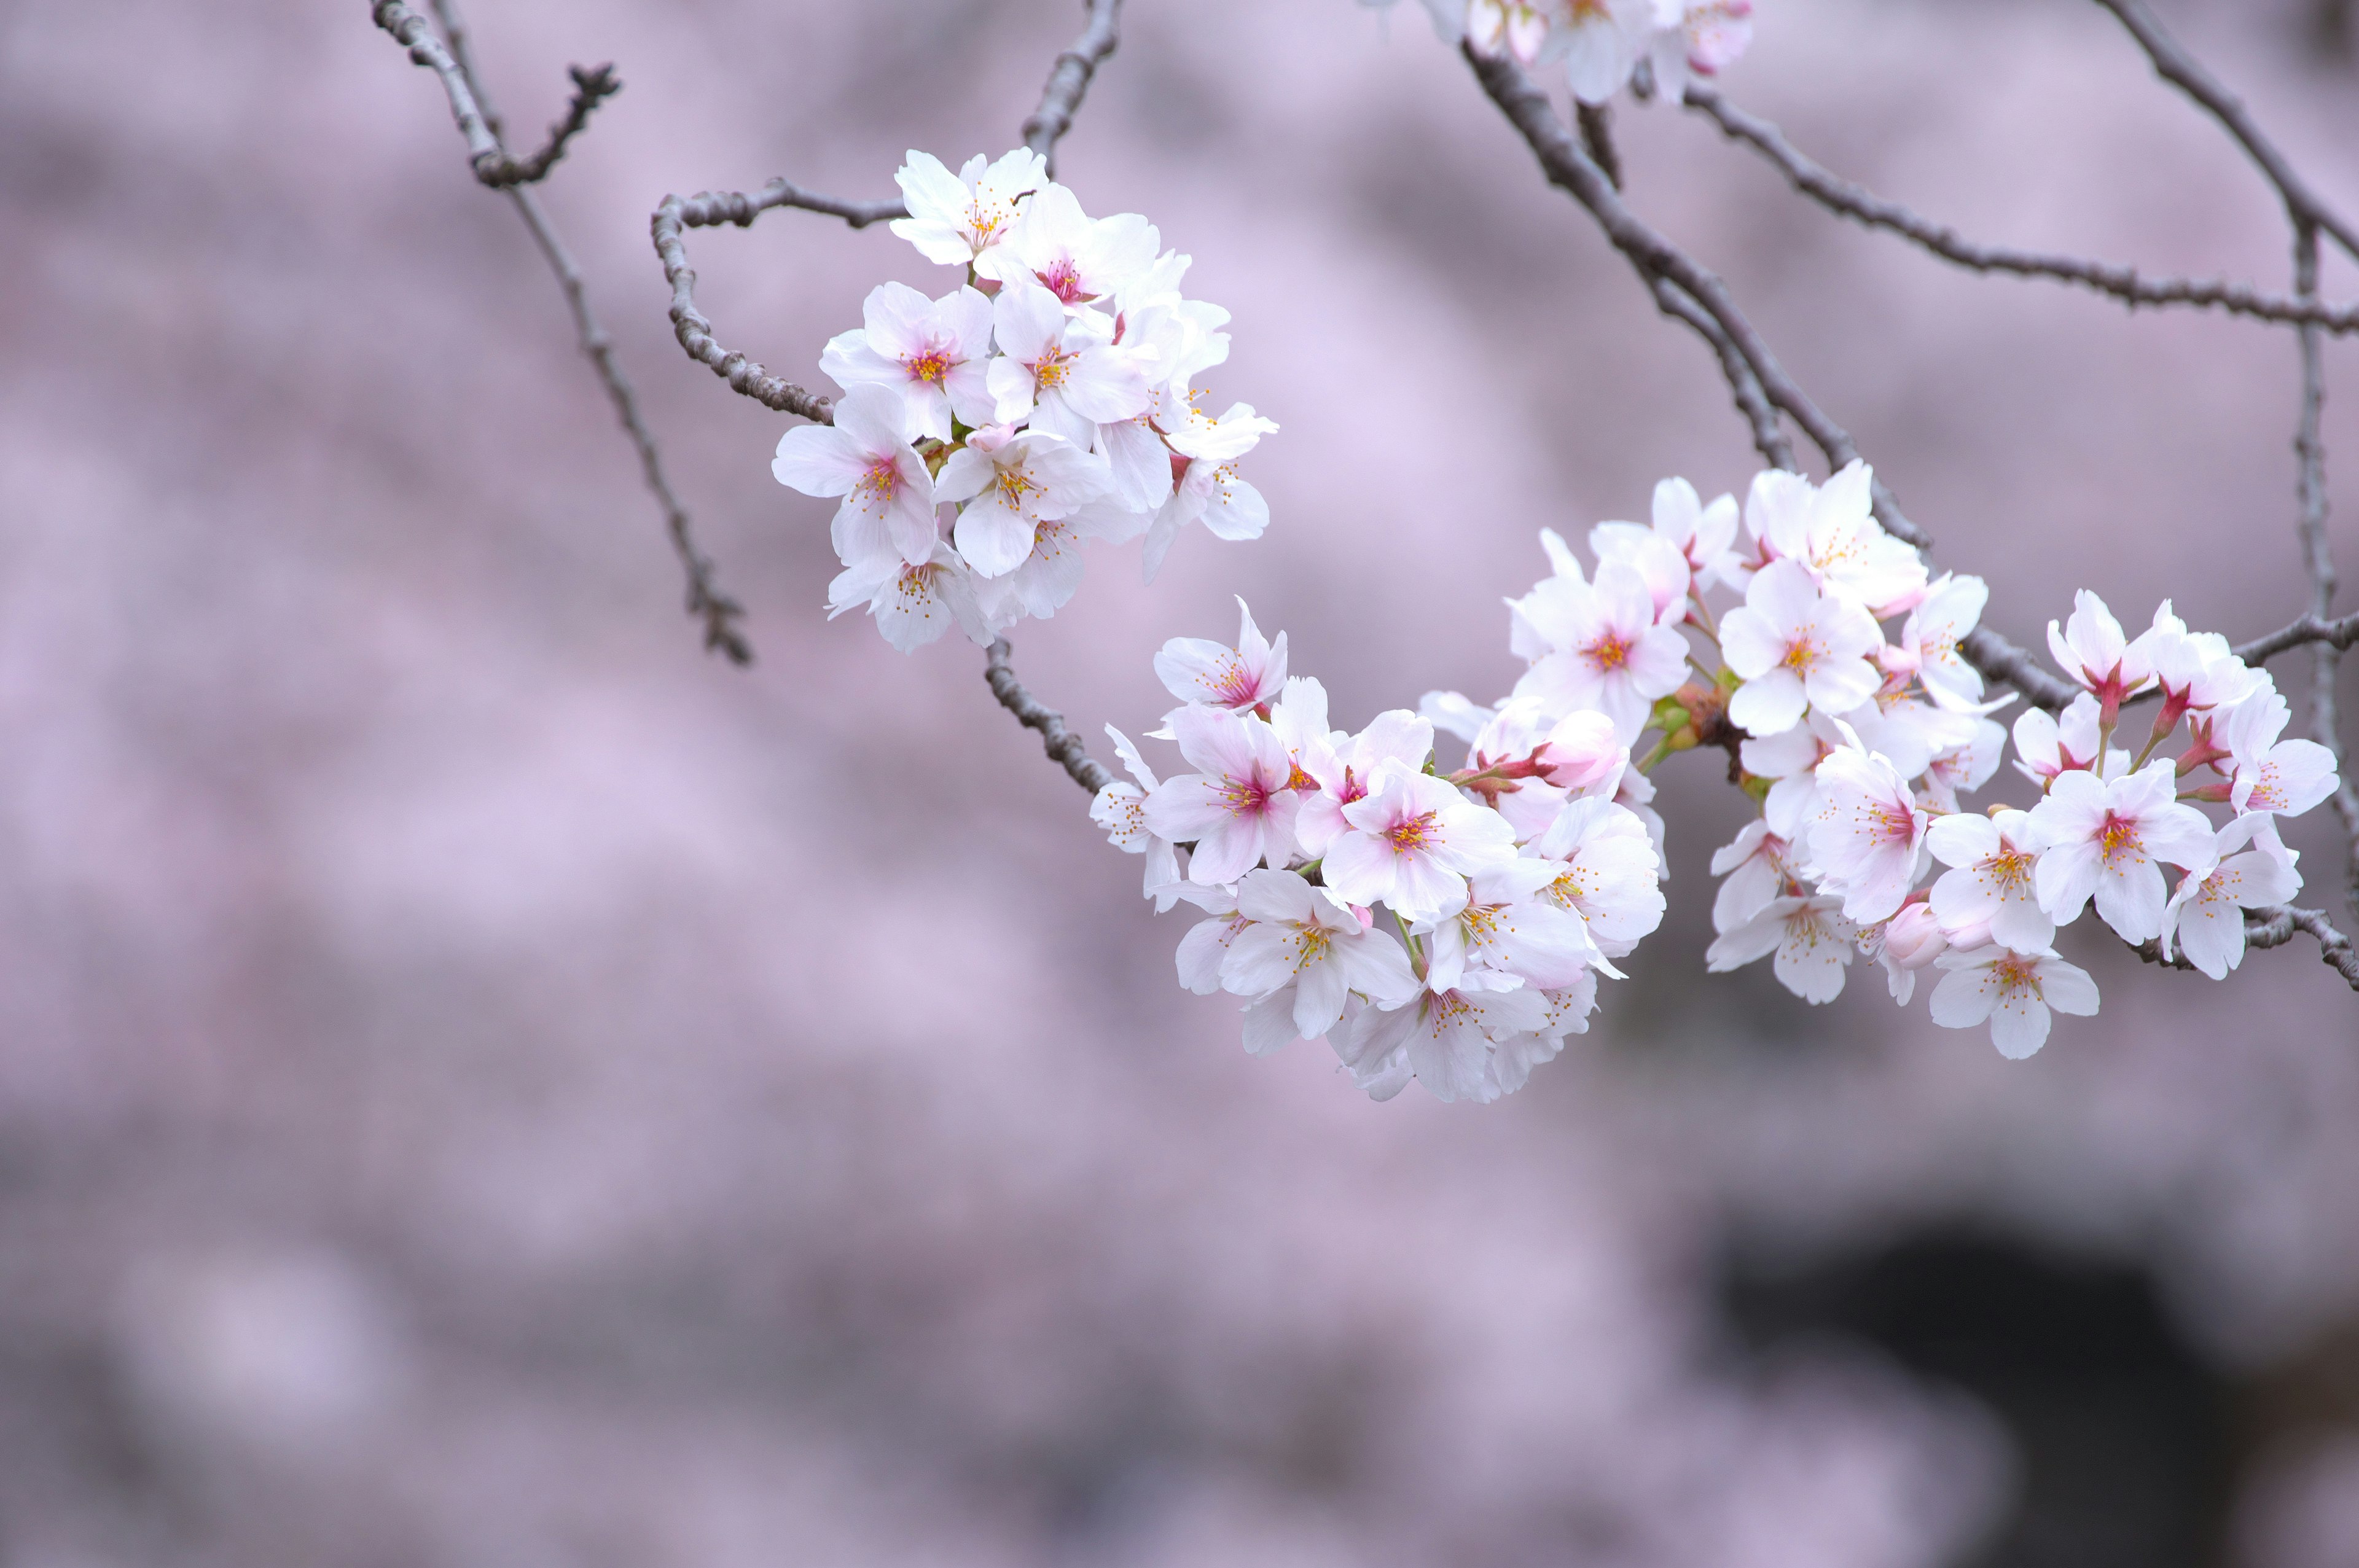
[371, 0, 752, 662]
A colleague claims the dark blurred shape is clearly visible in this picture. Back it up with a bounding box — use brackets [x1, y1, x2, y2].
[1721, 1228, 2231, 1568]
[2315, 0, 2354, 61]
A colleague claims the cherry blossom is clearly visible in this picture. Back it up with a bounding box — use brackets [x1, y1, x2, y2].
[933, 424, 1110, 579]
[890, 149, 1046, 268]
[1772, 461, 1928, 614]
[1425, 859, 1606, 992]
[1142, 394, 1278, 582]
[1342, 978, 1556, 1104]
[973, 182, 1160, 306]
[818, 282, 996, 443]
[1091, 726, 1183, 910]
[2011, 693, 2105, 788]
[1872, 903, 1948, 1005]
[2159, 819, 2302, 979]
[1560, 0, 1656, 103]
[1511, 560, 1693, 739]
[1719, 559, 1884, 736]
[771, 383, 939, 566]
[1739, 710, 1844, 840]
[1527, 796, 1667, 958]
[823, 539, 990, 653]
[1219, 870, 1421, 1048]
[1155, 598, 1288, 714]
[1324, 762, 1518, 921]
[1899, 574, 1992, 713]
[1807, 738, 1930, 925]
[1651, 0, 1754, 96]
[1705, 894, 1858, 1004]
[1467, 0, 1558, 65]
[1709, 819, 1794, 934]
[1170, 882, 1248, 996]
[2025, 759, 2216, 943]
[985, 279, 1153, 448]
[2047, 590, 2154, 719]
[2224, 688, 2340, 818]
[1928, 948, 2100, 1059]
[1297, 711, 1436, 858]
[1144, 706, 1303, 884]
[1926, 808, 2051, 952]
[1591, 475, 1740, 594]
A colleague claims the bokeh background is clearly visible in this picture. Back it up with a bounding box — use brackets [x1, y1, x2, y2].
[4, 0, 2358, 1562]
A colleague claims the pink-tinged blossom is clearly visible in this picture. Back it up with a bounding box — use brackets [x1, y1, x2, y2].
[1420, 690, 1496, 745]
[1170, 882, 1246, 995]
[771, 383, 939, 566]
[2026, 760, 2216, 943]
[1709, 819, 1794, 934]
[1141, 393, 1278, 582]
[1784, 461, 1928, 614]
[1719, 559, 1885, 736]
[2047, 590, 2154, 717]
[971, 505, 1118, 626]
[1532, 709, 1629, 795]
[984, 280, 1153, 448]
[1143, 707, 1303, 885]
[1559, 0, 1655, 103]
[1218, 870, 1420, 1047]
[972, 183, 1159, 306]
[1509, 561, 1692, 739]
[1927, 808, 2052, 953]
[1651, 0, 1753, 96]
[1467, 0, 1559, 64]
[2159, 819, 2302, 979]
[1740, 710, 1845, 840]
[1341, 978, 1554, 1104]
[1872, 903, 1947, 1005]
[2011, 693, 2105, 789]
[933, 424, 1110, 579]
[1425, 859, 1606, 993]
[1920, 719, 2009, 814]
[1901, 574, 1991, 712]
[1808, 739, 1931, 925]
[1845, 697, 1981, 787]
[1590, 476, 1741, 593]
[1705, 894, 1858, 1004]
[2133, 603, 2263, 728]
[1487, 978, 1600, 1097]
[1586, 525, 1692, 623]
[2225, 688, 2340, 818]
[1928, 948, 2099, 1059]
[889, 149, 1046, 268]
[818, 283, 996, 443]
[1297, 711, 1434, 859]
[1090, 726, 1182, 910]
[824, 540, 991, 653]
[1528, 796, 1666, 958]
[1155, 598, 1288, 714]
[1324, 763, 1517, 922]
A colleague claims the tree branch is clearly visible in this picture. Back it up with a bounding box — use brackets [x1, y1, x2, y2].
[389, 0, 750, 660]
[649, 181, 906, 424]
[2231, 609, 2359, 665]
[2092, 0, 2359, 264]
[1023, 0, 1124, 174]
[985, 639, 1110, 794]
[2248, 905, 2359, 988]
[1682, 84, 2359, 334]
[2292, 225, 2359, 916]
[1647, 278, 1795, 470]
[1463, 45, 2081, 712]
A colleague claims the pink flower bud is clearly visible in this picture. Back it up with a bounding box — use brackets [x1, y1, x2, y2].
[1536, 710, 1626, 793]
[1882, 903, 1948, 970]
[1937, 912, 1994, 953]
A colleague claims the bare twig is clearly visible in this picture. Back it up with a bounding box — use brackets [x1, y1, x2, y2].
[1023, 0, 1124, 173]
[650, 182, 906, 424]
[2092, 0, 2359, 264]
[985, 639, 1110, 795]
[1576, 101, 1622, 192]
[2232, 610, 2359, 665]
[481, 63, 620, 187]
[372, 1, 614, 188]
[1648, 278, 1795, 469]
[2248, 905, 2359, 988]
[2293, 225, 2359, 916]
[1683, 84, 2359, 334]
[1463, 46, 2081, 712]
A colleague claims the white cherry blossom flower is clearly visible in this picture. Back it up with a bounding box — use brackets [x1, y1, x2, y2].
[2134, 603, 2263, 725]
[1719, 559, 1884, 736]
[1586, 522, 1692, 622]
[971, 505, 1123, 625]
[1783, 461, 1928, 614]
[1807, 738, 1930, 925]
[1342, 978, 1553, 1104]
[1468, 0, 1559, 65]
[1297, 712, 1434, 859]
[890, 149, 1046, 268]
[1591, 476, 1741, 593]
[1559, 0, 1655, 103]
[1219, 870, 1420, 1047]
[1927, 808, 2051, 952]
[2011, 692, 2104, 788]
[1705, 894, 1858, 1004]
[1170, 881, 1246, 995]
[1155, 598, 1288, 714]
[1871, 903, 1947, 1005]
[1709, 819, 1794, 934]
[818, 282, 996, 443]
[1651, 0, 1753, 97]
[973, 182, 1160, 306]
[1144, 707, 1304, 884]
[772, 383, 940, 566]
[1420, 690, 1496, 745]
[1091, 725, 1182, 910]
[2224, 687, 2339, 818]
[1425, 859, 1606, 992]
[2025, 759, 2216, 943]
[1901, 573, 1991, 712]
[934, 424, 1110, 579]
[1508, 560, 1692, 738]
[1141, 394, 1278, 582]
[1528, 796, 1666, 958]
[1928, 947, 2099, 1059]
[1919, 718, 2009, 814]
[1739, 709, 1845, 840]
[823, 539, 990, 653]
[1324, 763, 1518, 922]
[2047, 589, 2155, 714]
[985, 279, 1154, 447]
[2159, 818, 2301, 979]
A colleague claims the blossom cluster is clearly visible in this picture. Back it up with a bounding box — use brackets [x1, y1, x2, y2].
[1403, 461, 2336, 1063]
[1369, 0, 1755, 104]
[1091, 601, 1667, 1104]
[772, 150, 1274, 652]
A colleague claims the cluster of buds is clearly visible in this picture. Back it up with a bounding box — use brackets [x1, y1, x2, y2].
[772, 149, 1274, 652]
[1372, 0, 1755, 104]
[1092, 603, 1666, 1104]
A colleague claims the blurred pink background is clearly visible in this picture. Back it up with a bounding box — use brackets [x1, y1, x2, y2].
[3, 0, 2358, 1563]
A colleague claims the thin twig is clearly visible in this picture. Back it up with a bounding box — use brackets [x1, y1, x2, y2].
[1022, 0, 1124, 174]
[650, 182, 906, 424]
[2232, 610, 2359, 665]
[418, 0, 751, 661]
[2248, 905, 2359, 988]
[1463, 45, 2081, 712]
[1683, 84, 2359, 334]
[2091, 0, 2359, 264]
[985, 639, 1110, 795]
[2293, 225, 2359, 916]
[1576, 101, 1622, 192]
[372, 1, 614, 188]
[480, 63, 620, 188]
[1648, 278, 1794, 469]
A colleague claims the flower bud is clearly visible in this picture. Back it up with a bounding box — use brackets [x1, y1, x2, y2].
[1882, 903, 1948, 970]
[1535, 710, 1626, 793]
